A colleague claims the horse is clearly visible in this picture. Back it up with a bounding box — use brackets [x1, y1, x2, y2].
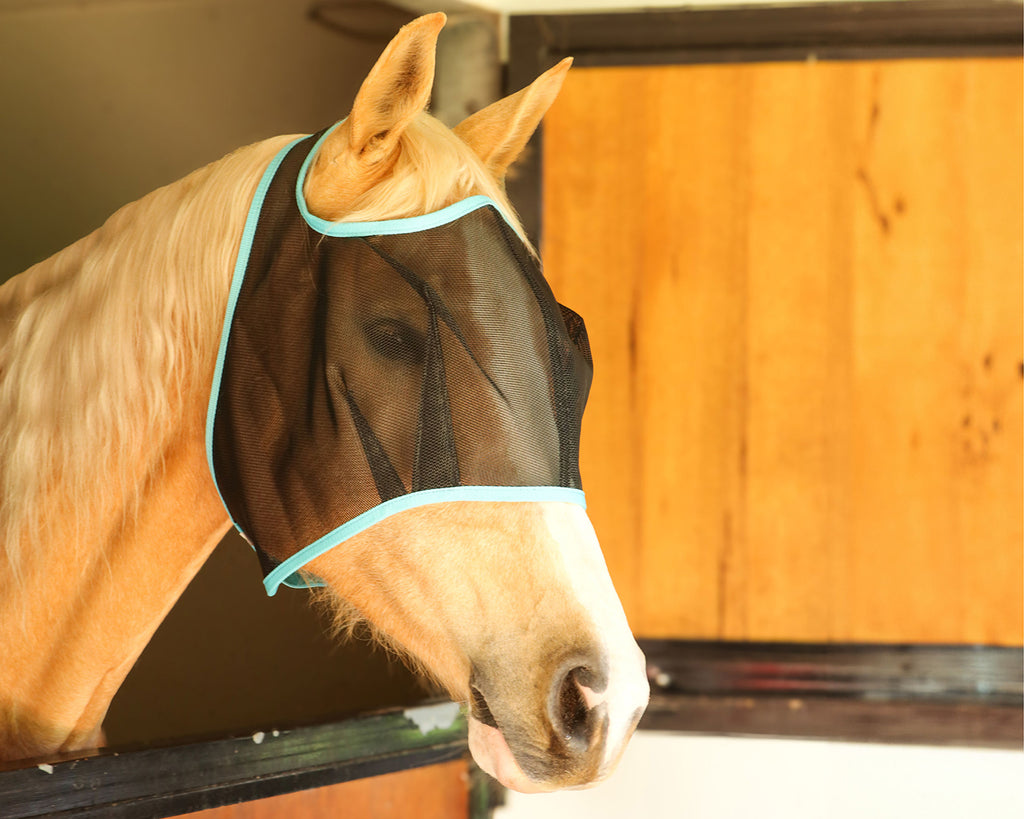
[0, 13, 648, 793]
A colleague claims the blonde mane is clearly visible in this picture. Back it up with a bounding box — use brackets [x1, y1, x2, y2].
[0, 112, 525, 586]
[343, 115, 524, 228]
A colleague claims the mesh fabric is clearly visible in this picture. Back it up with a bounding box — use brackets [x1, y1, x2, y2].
[207, 128, 593, 594]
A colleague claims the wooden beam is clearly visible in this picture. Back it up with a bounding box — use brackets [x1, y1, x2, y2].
[639, 640, 1023, 749]
[511, 1, 1024, 70]
[0, 703, 468, 819]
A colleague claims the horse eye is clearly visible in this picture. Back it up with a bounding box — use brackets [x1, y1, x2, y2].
[365, 318, 424, 366]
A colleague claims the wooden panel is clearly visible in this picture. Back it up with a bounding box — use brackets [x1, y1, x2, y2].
[542, 58, 1022, 644]
[186, 760, 468, 819]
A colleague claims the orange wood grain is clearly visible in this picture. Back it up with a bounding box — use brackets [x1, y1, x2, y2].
[183, 759, 469, 818]
[542, 58, 1023, 645]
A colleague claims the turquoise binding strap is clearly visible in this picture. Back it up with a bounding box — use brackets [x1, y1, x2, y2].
[265, 486, 587, 596]
[205, 134, 305, 526]
[294, 121, 518, 237]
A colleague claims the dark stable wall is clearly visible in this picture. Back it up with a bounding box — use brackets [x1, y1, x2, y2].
[108, 531, 428, 746]
[1, 0, 432, 747]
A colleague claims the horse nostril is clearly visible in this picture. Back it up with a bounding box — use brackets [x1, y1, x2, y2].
[552, 667, 593, 751]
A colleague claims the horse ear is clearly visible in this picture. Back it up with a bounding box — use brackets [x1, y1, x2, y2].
[303, 13, 445, 218]
[346, 13, 445, 160]
[454, 58, 572, 180]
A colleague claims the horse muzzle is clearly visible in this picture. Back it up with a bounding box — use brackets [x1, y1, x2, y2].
[467, 643, 649, 792]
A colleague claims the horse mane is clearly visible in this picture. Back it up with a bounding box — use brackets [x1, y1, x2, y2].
[0, 112, 525, 584]
[339, 115, 526, 231]
[0, 137, 282, 585]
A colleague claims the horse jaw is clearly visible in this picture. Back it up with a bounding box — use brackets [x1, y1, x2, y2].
[306, 501, 649, 792]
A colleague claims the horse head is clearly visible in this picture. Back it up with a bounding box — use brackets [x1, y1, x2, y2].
[276, 13, 648, 792]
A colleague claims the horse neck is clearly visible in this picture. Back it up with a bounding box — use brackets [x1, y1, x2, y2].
[0, 136, 291, 761]
[0, 415, 232, 760]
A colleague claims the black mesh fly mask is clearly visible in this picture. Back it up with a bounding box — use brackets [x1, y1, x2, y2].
[206, 126, 593, 594]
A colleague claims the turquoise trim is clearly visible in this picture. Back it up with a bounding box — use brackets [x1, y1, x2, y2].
[205, 135, 307, 520]
[264, 487, 587, 596]
[299, 191, 501, 237]
[294, 121, 517, 237]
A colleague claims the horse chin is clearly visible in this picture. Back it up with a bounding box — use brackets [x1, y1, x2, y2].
[467, 715, 552, 794]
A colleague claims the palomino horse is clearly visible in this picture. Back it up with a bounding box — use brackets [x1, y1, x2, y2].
[0, 14, 648, 792]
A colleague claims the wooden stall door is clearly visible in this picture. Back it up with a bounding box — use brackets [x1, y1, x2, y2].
[542, 58, 1022, 645]
[184, 760, 469, 818]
